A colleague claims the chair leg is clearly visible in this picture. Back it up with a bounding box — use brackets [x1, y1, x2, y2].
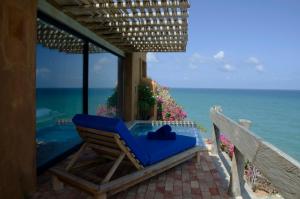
[196, 151, 201, 163]
[94, 193, 107, 199]
[102, 152, 125, 183]
[66, 143, 87, 171]
[52, 176, 64, 191]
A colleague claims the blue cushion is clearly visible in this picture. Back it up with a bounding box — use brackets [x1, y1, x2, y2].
[72, 114, 196, 166]
[135, 135, 196, 165]
[72, 114, 150, 166]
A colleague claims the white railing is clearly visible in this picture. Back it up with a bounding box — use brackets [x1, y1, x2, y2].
[210, 106, 300, 199]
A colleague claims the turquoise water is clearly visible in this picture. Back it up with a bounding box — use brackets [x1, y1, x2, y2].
[36, 88, 300, 161]
[169, 88, 300, 161]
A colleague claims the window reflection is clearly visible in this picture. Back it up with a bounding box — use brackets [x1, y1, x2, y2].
[36, 18, 83, 168]
[88, 43, 119, 117]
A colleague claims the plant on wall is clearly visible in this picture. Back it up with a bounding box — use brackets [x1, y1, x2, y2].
[155, 84, 187, 121]
[138, 84, 156, 120]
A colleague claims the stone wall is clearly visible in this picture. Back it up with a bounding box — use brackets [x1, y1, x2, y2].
[0, 0, 37, 198]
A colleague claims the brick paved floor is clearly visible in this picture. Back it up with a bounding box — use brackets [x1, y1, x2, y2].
[32, 151, 230, 199]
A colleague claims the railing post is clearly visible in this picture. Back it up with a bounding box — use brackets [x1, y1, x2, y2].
[228, 119, 252, 197]
[211, 106, 222, 155]
[211, 124, 220, 155]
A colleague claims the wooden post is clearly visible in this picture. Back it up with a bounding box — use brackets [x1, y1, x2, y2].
[52, 176, 64, 191]
[228, 119, 252, 197]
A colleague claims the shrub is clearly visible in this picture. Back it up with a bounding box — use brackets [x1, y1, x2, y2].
[138, 84, 156, 120]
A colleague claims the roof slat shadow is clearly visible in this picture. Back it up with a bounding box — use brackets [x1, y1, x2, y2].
[42, 0, 190, 53]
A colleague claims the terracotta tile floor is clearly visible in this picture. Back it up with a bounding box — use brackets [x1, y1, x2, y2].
[32, 151, 230, 199]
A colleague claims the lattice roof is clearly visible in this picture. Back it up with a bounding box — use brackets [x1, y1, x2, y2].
[37, 18, 106, 53]
[46, 0, 190, 52]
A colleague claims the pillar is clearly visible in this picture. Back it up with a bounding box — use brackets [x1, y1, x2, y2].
[0, 0, 37, 198]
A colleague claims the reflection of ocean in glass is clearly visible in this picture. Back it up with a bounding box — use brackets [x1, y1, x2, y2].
[36, 88, 114, 168]
[36, 88, 114, 118]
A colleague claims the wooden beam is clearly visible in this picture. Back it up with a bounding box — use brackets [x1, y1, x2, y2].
[61, 1, 190, 11]
[210, 107, 261, 162]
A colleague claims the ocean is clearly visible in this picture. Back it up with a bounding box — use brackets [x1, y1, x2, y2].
[170, 88, 300, 161]
[36, 88, 300, 161]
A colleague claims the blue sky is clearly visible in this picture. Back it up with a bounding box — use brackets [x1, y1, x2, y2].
[147, 0, 300, 89]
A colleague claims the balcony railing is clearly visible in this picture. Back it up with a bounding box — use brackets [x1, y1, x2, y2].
[210, 106, 300, 199]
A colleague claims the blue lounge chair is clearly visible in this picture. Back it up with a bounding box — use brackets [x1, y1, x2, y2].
[50, 114, 204, 199]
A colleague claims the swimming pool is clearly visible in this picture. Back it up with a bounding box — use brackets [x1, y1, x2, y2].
[130, 122, 205, 147]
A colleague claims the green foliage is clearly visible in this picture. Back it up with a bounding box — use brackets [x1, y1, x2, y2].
[107, 88, 118, 108]
[138, 84, 156, 119]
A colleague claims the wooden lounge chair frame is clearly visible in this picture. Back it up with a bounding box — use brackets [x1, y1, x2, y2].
[50, 126, 204, 199]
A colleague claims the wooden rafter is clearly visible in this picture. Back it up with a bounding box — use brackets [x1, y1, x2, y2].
[37, 18, 106, 54]
[42, 0, 190, 52]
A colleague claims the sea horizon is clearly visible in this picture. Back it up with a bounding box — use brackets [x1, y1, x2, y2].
[37, 87, 300, 161]
[37, 87, 300, 91]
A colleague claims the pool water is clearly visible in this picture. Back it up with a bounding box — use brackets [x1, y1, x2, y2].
[36, 124, 82, 168]
[130, 123, 205, 147]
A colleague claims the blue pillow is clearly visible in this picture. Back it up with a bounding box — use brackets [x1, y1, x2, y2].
[147, 124, 176, 140]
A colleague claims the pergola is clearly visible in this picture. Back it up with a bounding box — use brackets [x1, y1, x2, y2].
[38, 0, 190, 53]
[37, 18, 107, 53]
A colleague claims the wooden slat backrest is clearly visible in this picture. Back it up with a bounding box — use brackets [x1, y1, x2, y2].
[76, 126, 143, 170]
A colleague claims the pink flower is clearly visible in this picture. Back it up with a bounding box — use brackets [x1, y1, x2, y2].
[96, 105, 116, 117]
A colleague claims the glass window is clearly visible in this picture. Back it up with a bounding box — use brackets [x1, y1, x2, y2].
[88, 43, 120, 117]
[36, 18, 83, 169]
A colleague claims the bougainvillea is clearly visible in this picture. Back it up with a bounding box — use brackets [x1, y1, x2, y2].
[220, 134, 234, 158]
[155, 83, 187, 121]
[96, 105, 116, 117]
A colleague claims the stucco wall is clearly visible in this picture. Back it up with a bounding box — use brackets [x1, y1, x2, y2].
[0, 0, 37, 198]
[122, 52, 147, 121]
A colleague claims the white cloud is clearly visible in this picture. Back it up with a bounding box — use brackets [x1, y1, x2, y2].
[183, 75, 189, 80]
[246, 56, 265, 72]
[247, 57, 260, 65]
[147, 53, 158, 63]
[188, 52, 206, 69]
[255, 64, 264, 72]
[94, 57, 110, 73]
[222, 64, 234, 72]
[213, 51, 225, 61]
